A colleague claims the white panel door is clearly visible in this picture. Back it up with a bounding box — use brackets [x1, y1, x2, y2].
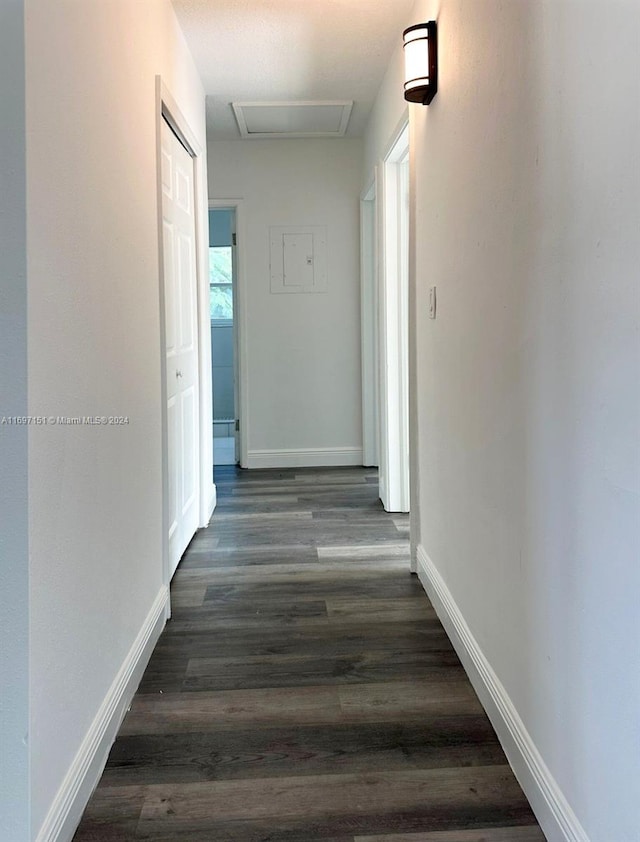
[161, 118, 200, 578]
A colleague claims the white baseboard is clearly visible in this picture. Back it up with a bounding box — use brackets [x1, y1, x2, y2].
[416, 546, 589, 842]
[205, 482, 217, 524]
[246, 447, 363, 469]
[35, 585, 169, 842]
[409, 540, 418, 574]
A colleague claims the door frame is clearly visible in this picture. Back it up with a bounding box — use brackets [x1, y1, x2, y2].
[378, 114, 410, 513]
[156, 78, 214, 606]
[208, 198, 249, 469]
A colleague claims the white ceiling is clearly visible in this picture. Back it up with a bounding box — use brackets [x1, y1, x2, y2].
[171, 0, 414, 140]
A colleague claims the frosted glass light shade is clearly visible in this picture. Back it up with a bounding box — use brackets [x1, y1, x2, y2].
[403, 21, 438, 105]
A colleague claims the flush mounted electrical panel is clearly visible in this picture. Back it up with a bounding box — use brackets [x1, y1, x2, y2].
[269, 226, 327, 294]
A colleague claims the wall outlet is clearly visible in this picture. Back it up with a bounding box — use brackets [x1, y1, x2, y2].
[429, 286, 437, 319]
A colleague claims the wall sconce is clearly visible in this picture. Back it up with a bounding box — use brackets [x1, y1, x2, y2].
[403, 21, 438, 105]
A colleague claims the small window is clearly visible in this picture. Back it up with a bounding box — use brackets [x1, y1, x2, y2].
[209, 246, 233, 320]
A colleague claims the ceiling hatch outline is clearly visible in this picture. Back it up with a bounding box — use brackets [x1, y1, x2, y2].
[231, 100, 354, 139]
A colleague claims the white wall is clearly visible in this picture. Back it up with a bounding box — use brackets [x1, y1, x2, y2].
[208, 139, 364, 468]
[362, 36, 406, 189]
[24, 1, 208, 837]
[365, 2, 640, 841]
[0, 3, 29, 840]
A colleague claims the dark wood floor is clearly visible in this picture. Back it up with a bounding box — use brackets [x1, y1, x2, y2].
[73, 466, 545, 842]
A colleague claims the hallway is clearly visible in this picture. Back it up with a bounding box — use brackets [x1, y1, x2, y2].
[73, 467, 543, 841]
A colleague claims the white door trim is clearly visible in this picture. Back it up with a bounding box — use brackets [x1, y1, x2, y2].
[208, 199, 249, 469]
[378, 114, 410, 513]
[156, 77, 213, 608]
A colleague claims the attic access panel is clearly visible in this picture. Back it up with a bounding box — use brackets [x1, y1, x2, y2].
[232, 101, 353, 139]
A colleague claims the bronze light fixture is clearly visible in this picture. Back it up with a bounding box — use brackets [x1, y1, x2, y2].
[403, 21, 438, 105]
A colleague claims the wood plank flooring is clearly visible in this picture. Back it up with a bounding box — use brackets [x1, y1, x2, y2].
[73, 466, 545, 842]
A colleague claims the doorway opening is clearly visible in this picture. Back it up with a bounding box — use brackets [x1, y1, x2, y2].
[379, 119, 410, 513]
[209, 207, 238, 467]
